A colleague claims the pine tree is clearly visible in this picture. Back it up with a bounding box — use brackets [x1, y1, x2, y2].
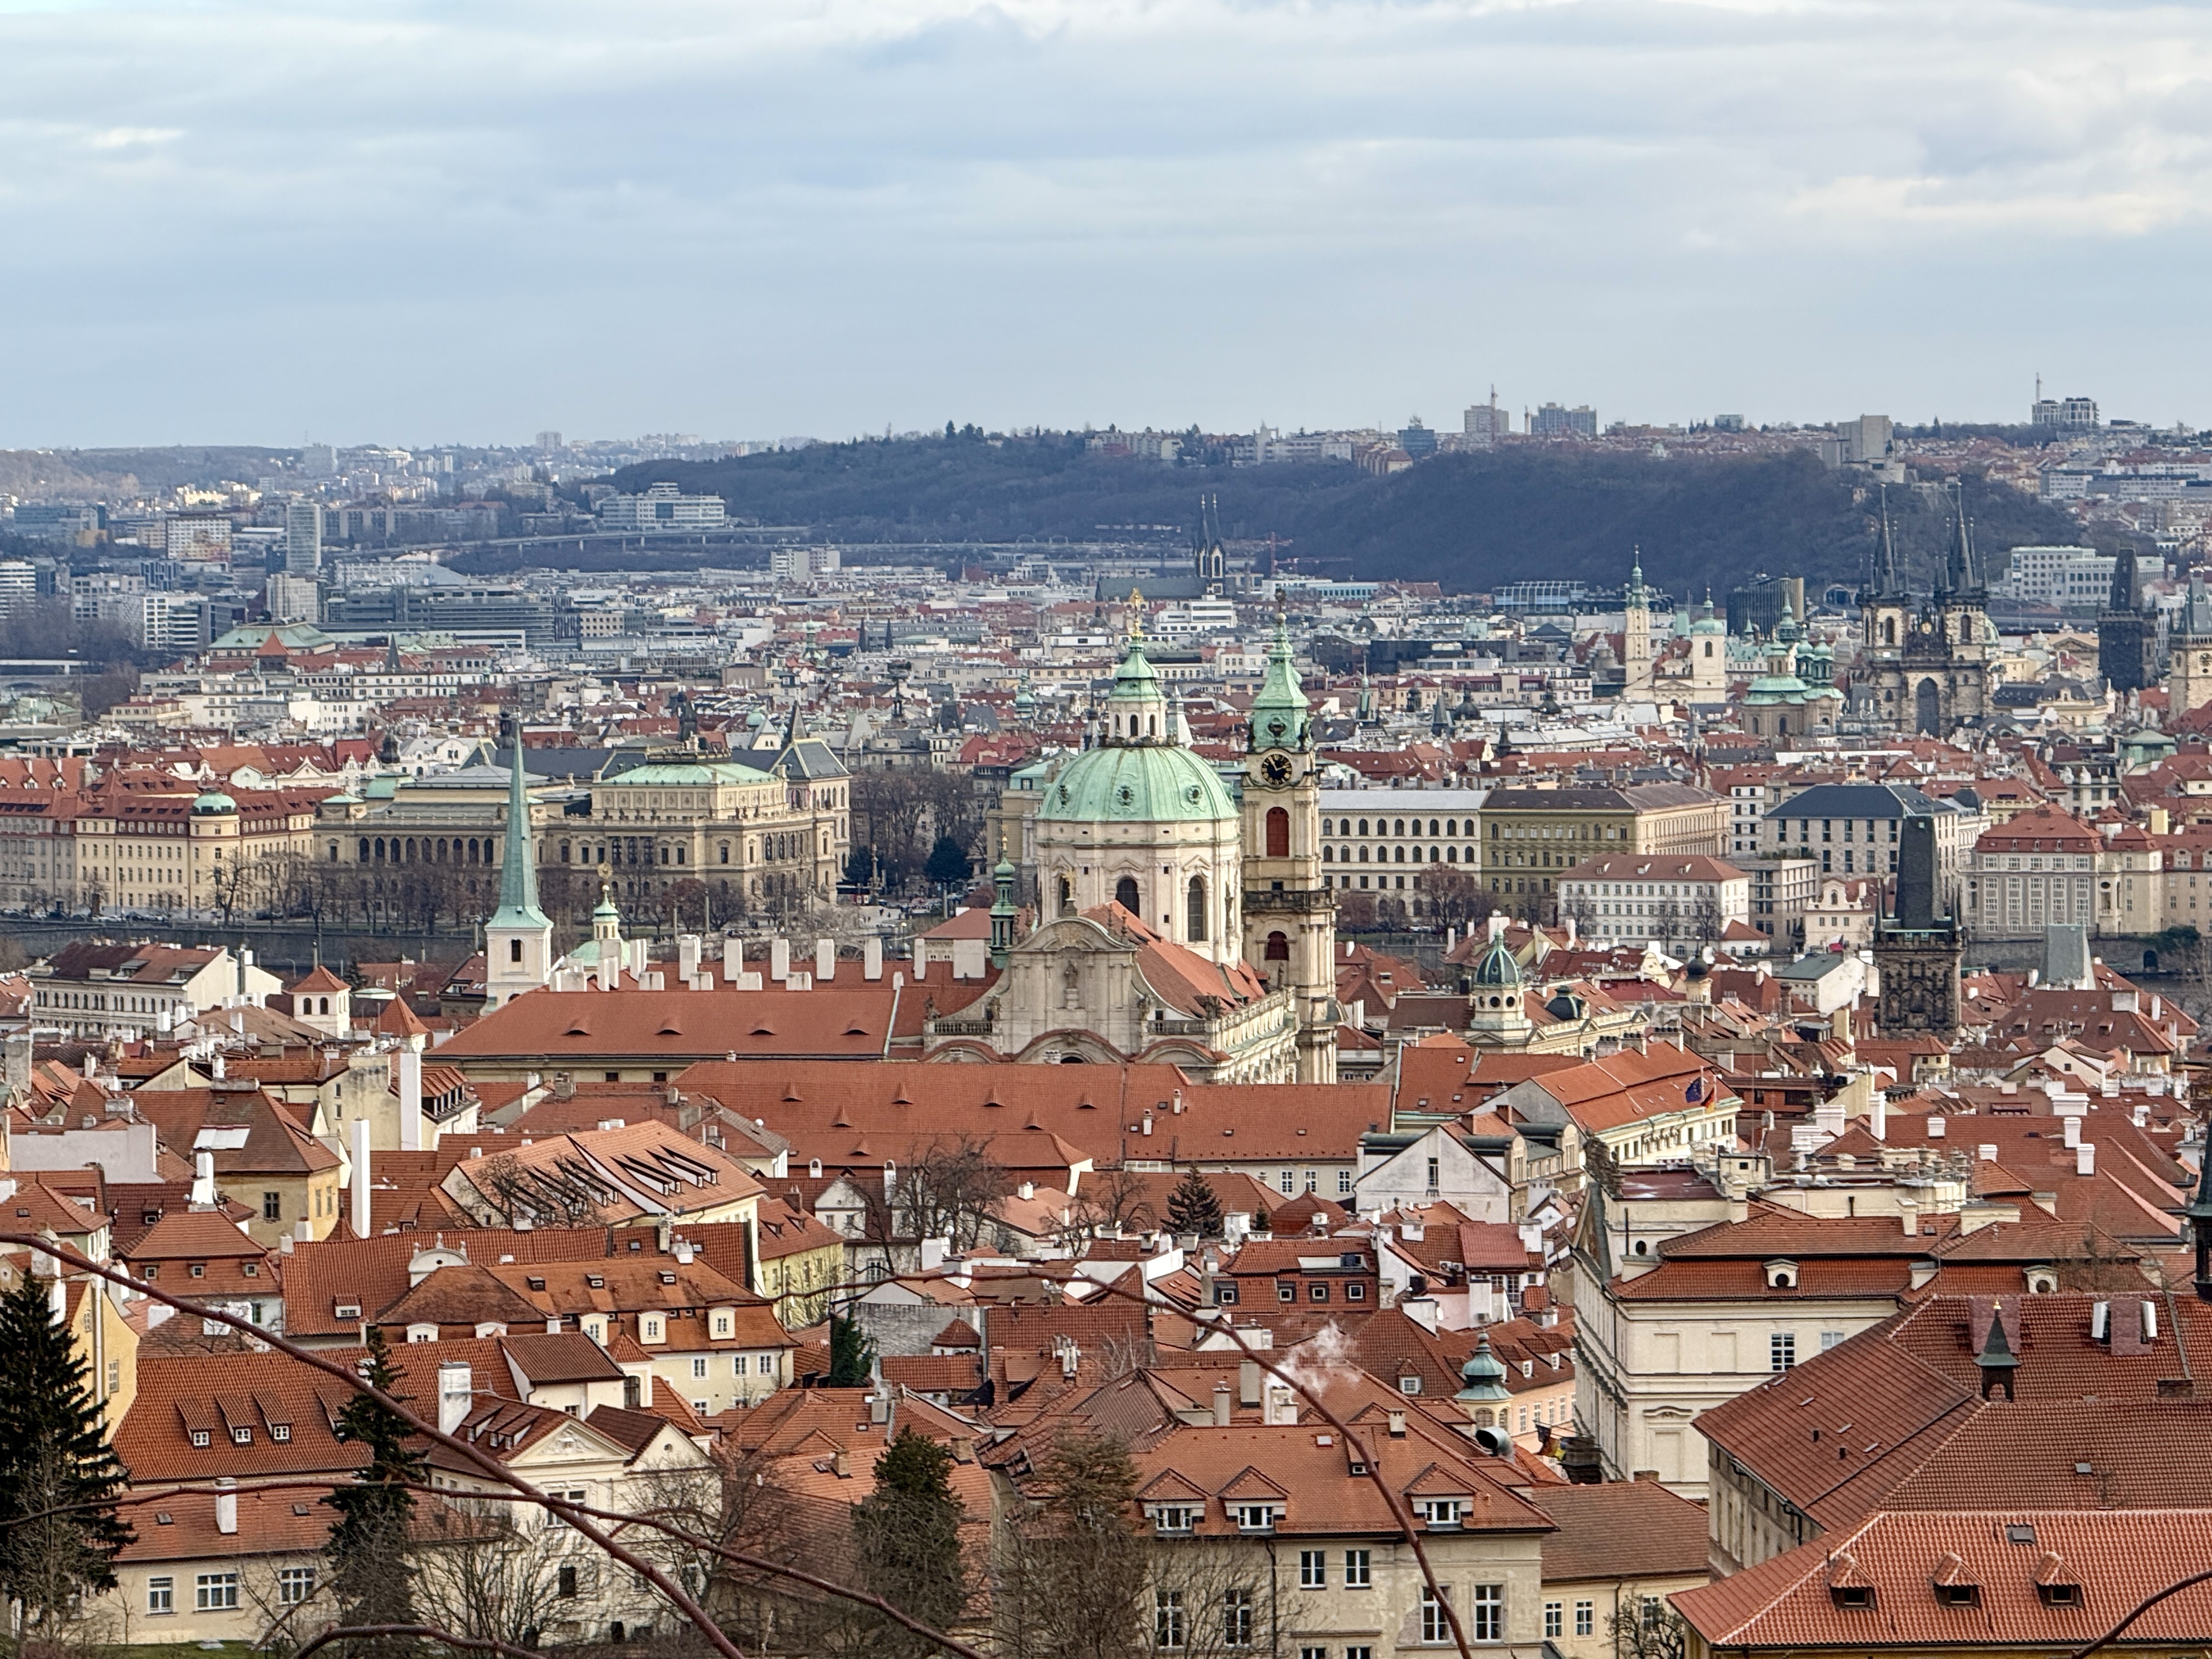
[850, 1428, 969, 1657]
[0, 1270, 132, 1638]
[324, 1328, 429, 1659]
[1164, 1167, 1224, 1239]
[827, 1310, 877, 1387]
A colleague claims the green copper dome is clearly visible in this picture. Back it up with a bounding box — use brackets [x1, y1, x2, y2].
[1039, 744, 1236, 825]
[1249, 607, 1310, 753]
[1470, 933, 1523, 988]
[190, 789, 237, 816]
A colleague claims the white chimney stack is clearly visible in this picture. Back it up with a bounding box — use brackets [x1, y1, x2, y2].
[816, 938, 835, 981]
[191, 1150, 216, 1208]
[1928, 1115, 1946, 1139]
[1212, 1381, 1232, 1427]
[771, 938, 791, 982]
[2063, 1115, 2081, 1148]
[723, 938, 743, 982]
[864, 937, 883, 981]
[214, 1478, 236, 1536]
[351, 1118, 371, 1238]
[678, 934, 701, 983]
[438, 1362, 472, 1435]
[1265, 1383, 1297, 1426]
[2078, 1143, 2097, 1178]
[398, 1048, 424, 1152]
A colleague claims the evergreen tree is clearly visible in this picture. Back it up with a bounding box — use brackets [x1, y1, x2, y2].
[827, 1310, 876, 1387]
[324, 1329, 428, 1658]
[850, 1428, 969, 1657]
[1164, 1167, 1224, 1239]
[0, 1270, 132, 1638]
[924, 834, 973, 889]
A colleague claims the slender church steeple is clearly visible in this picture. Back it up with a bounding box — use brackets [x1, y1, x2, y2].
[483, 719, 554, 1010]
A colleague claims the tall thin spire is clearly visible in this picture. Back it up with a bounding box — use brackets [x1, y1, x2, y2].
[1874, 485, 1904, 600]
[489, 720, 550, 931]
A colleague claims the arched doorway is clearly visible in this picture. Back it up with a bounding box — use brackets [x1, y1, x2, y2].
[1915, 678, 1941, 734]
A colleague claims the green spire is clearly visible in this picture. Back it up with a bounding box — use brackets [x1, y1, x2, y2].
[1626, 549, 1647, 608]
[489, 723, 550, 932]
[990, 848, 1017, 969]
[1249, 595, 1308, 754]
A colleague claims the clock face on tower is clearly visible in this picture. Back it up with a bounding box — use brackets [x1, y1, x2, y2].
[1258, 752, 1294, 787]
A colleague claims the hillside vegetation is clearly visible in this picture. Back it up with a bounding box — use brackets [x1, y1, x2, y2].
[615, 438, 2090, 600]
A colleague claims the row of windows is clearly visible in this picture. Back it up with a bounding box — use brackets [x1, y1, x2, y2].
[1776, 818, 1902, 844]
[1155, 1573, 1497, 1649]
[1326, 844, 1472, 865]
[148, 1567, 313, 1613]
[1322, 817, 1469, 838]
[1214, 1279, 1369, 1306]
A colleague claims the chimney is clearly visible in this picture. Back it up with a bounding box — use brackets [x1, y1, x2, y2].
[1387, 1408, 1407, 1437]
[2077, 1143, 2096, 1177]
[438, 1362, 472, 1435]
[723, 938, 743, 983]
[214, 1477, 236, 1536]
[1212, 1381, 1232, 1426]
[865, 936, 883, 981]
[1239, 1358, 1261, 1407]
[1899, 1198, 1918, 1237]
[678, 934, 701, 983]
[816, 938, 836, 981]
[1978, 1142, 1999, 1164]
[832, 1449, 850, 1478]
[1928, 1115, 1946, 1139]
[191, 1150, 216, 1208]
[770, 938, 791, 982]
[398, 1048, 424, 1153]
[351, 1119, 371, 1238]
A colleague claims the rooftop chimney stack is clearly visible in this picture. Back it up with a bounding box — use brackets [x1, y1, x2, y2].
[191, 1150, 216, 1208]
[215, 1478, 236, 1536]
[438, 1362, 472, 1436]
[351, 1119, 371, 1238]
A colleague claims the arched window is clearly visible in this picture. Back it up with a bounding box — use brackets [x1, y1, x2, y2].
[1058, 876, 1074, 916]
[358, 838, 369, 862]
[1429, 820, 1440, 836]
[1358, 847, 1369, 864]
[1323, 847, 1334, 864]
[1703, 640, 1715, 658]
[1447, 846, 1457, 863]
[1265, 932, 1289, 961]
[1393, 819, 1405, 836]
[1357, 819, 1369, 837]
[373, 838, 385, 861]
[1265, 807, 1289, 858]
[1187, 876, 1207, 942]
[1394, 847, 1406, 864]
[318, 997, 329, 1015]
[1114, 875, 1141, 915]
[1883, 617, 1897, 646]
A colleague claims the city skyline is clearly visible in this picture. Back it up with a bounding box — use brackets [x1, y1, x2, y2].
[1, 0, 2207, 445]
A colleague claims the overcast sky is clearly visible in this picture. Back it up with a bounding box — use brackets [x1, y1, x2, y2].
[2, 0, 2208, 448]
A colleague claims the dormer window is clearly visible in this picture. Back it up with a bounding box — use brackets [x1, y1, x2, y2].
[1764, 1259, 1798, 1290]
[270, 1424, 291, 1443]
[1234, 1504, 1277, 1533]
[190, 1430, 210, 1448]
[1419, 1499, 1463, 1529]
[1936, 1584, 1978, 1608]
[242, 1262, 257, 1277]
[1150, 1505, 1197, 1534]
[1831, 1587, 1874, 1610]
[1398, 1375, 1423, 1396]
[231, 1426, 252, 1445]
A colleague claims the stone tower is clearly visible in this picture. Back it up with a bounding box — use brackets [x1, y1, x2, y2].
[1873, 813, 1961, 1037]
[2168, 579, 2212, 718]
[1240, 604, 1337, 1084]
[2098, 548, 2155, 697]
[1622, 551, 1653, 695]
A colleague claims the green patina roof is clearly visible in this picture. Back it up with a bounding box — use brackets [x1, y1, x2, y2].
[1037, 742, 1237, 825]
[488, 727, 551, 934]
[1105, 633, 1164, 704]
[190, 789, 237, 815]
[1249, 611, 1310, 753]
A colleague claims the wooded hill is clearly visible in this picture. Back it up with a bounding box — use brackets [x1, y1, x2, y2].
[612, 437, 2093, 601]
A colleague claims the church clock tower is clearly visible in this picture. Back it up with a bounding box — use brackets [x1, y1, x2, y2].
[1240, 605, 1337, 1084]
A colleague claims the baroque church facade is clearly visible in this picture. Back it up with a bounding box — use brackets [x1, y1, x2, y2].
[955, 610, 1339, 1083]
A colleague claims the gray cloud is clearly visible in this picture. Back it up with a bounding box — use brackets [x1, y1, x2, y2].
[0, 0, 2208, 444]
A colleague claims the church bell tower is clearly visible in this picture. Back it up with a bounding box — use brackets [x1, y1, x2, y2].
[1240, 602, 1336, 1083]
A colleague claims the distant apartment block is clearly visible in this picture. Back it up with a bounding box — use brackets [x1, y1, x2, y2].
[1463, 402, 1509, 443]
[7, 504, 103, 543]
[266, 574, 320, 625]
[1397, 419, 1438, 459]
[598, 481, 728, 533]
[769, 546, 842, 582]
[1532, 403, 1597, 439]
[2032, 394, 2098, 430]
[1994, 545, 2111, 607]
[1712, 414, 1746, 432]
[165, 511, 233, 561]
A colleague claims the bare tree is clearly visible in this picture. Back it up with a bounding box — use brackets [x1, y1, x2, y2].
[895, 1137, 1013, 1252]
[461, 1152, 612, 1228]
[411, 1502, 577, 1651]
[1609, 1587, 1691, 1659]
